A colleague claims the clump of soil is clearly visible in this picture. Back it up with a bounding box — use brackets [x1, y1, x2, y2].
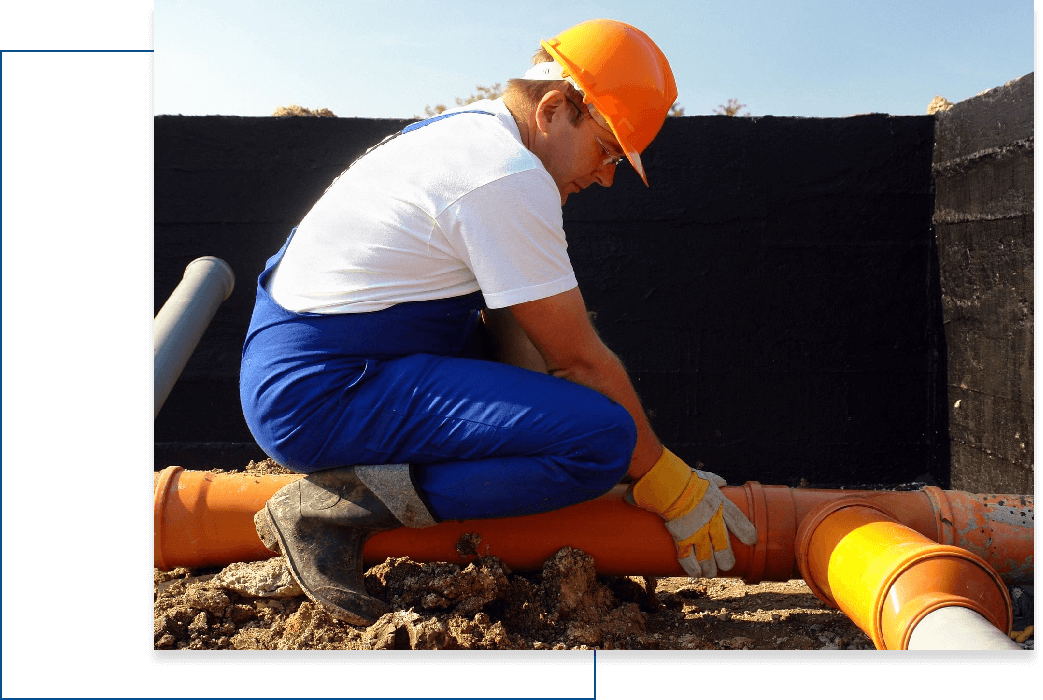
[155, 544, 877, 650]
[155, 546, 654, 650]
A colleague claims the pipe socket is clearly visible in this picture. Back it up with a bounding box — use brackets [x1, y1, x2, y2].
[154, 256, 235, 418]
[154, 467, 301, 571]
[795, 497, 1013, 650]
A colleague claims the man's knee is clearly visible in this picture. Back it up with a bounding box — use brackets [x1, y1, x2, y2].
[580, 400, 637, 492]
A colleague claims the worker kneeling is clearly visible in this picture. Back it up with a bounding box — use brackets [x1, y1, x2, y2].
[240, 19, 757, 626]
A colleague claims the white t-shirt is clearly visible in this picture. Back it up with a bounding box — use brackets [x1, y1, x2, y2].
[268, 99, 578, 313]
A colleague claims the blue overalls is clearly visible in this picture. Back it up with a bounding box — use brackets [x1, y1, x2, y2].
[240, 111, 637, 521]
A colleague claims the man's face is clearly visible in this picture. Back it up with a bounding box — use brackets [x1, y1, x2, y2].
[534, 93, 623, 205]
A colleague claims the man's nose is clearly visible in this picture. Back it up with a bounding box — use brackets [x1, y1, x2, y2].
[594, 161, 616, 188]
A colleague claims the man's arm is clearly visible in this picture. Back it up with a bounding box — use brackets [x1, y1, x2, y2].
[481, 307, 549, 374]
[507, 286, 663, 480]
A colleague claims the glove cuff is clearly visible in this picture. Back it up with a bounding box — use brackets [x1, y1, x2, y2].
[631, 448, 703, 518]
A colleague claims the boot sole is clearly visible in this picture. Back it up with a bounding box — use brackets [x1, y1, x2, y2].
[257, 504, 382, 627]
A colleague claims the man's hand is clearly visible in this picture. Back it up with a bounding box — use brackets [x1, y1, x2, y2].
[627, 448, 757, 578]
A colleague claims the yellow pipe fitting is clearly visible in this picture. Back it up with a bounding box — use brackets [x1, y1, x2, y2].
[795, 497, 1012, 650]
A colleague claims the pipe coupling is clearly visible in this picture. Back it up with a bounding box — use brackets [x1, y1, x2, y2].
[795, 496, 1012, 650]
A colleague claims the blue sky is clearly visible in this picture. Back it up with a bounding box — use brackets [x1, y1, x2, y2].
[155, 0, 1033, 118]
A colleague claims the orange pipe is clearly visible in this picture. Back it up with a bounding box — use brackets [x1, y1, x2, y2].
[153, 467, 304, 571]
[153, 467, 1033, 587]
[794, 497, 1013, 649]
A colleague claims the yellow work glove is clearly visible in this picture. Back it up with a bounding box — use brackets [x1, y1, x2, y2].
[626, 448, 758, 578]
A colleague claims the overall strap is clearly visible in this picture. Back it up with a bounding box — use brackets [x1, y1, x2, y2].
[401, 109, 494, 133]
[347, 109, 495, 170]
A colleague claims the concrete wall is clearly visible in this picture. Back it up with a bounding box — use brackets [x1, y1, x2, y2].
[155, 110, 944, 489]
[932, 73, 1034, 493]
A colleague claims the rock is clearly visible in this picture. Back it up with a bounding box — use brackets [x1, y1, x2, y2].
[366, 556, 511, 618]
[540, 547, 614, 624]
[211, 558, 304, 599]
[187, 611, 208, 636]
[183, 585, 230, 616]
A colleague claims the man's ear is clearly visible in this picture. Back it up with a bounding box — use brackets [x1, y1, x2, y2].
[534, 90, 569, 135]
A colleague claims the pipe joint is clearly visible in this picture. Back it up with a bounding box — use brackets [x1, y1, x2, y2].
[795, 497, 1012, 649]
[737, 481, 802, 584]
[925, 487, 1035, 584]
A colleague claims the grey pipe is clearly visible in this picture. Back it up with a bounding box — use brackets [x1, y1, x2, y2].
[154, 256, 235, 419]
[907, 605, 1022, 650]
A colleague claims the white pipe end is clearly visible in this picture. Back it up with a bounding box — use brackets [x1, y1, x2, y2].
[185, 256, 235, 300]
[908, 606, 1021, 651]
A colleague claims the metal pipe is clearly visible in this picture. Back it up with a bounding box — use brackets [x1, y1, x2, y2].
[908, 606, 1022, 650]
[154, 257, 235, 418]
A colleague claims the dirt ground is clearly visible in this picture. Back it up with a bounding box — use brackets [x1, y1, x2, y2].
[153, 460, 1028, 652]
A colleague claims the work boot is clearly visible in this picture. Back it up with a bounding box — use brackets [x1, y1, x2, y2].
[254, 464, 437, 626]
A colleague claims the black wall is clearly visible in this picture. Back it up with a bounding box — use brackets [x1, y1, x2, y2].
[155, 110, 944, 488]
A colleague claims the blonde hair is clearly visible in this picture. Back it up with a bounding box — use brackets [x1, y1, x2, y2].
[503, 48, 585, 124]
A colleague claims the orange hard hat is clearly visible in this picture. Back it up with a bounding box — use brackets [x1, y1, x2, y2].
[540, 19, 677, 185]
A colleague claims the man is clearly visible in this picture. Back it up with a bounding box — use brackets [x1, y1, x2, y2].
[240, 19, 757, 626]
